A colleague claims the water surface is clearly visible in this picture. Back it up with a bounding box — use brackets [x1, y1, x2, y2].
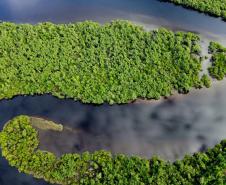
[0, 0, 226, 43]
[0, 0, 226, 185]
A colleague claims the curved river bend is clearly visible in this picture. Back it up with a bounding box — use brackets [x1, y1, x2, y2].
[0, 0, 226, 185]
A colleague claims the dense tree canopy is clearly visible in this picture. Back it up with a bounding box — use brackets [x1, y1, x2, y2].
[208, 42, 226, 80]
[167, 0, 226, 20]
[0, 21, 210, 104]
[0, 115, 225, 185]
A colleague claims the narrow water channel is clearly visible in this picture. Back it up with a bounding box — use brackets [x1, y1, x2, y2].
[0, 0, 226, 185]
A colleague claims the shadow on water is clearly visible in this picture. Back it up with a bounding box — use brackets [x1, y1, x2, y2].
[0, 0, 226, 185]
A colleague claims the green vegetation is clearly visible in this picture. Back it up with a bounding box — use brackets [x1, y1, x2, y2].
[31, 117, 63, 131]
[201, 74, 211, 88]
[167, 0, 226, 20]
[0, 20, 207, 104]
[0, 115, 225, 185]
[208, 42, 226, 80]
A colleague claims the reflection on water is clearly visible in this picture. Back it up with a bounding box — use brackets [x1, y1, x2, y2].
[1, 82, 226, 158]
[0, 0, 226, 185]
[1, 80, 226, 184]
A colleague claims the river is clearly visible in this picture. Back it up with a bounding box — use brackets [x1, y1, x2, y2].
[0, 0, 226, 185]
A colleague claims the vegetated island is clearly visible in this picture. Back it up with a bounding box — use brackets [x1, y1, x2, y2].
[166, 0, 226, 20]
[0, 20, 225, 104]
[0, 115, 225, 185]
[208, 41, 226, 80]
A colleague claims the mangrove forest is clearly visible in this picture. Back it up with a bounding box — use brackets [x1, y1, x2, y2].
[0, 115, 225, 185]
[208, 41, 226, 80]
[167, 0, 226, 20]
[0, 20, 220, 104]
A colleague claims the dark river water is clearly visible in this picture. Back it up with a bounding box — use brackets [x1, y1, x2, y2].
[0, 0, 226, 185]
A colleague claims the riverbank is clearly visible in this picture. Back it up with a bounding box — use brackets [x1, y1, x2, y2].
[166, 0, 226, 21]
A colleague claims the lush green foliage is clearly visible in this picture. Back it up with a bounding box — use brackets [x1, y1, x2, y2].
[167, 0, 226, 20]
[208, 42, 226, 80]
[0, 21, 206, 104]
[200, 74, 211, 88]
[0, 115, 225, 185]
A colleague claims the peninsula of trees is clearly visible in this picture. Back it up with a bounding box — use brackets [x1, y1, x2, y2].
[0, 116, 225, 185]
[0, 21, 211, 104]
[0, 21, 225, 104]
